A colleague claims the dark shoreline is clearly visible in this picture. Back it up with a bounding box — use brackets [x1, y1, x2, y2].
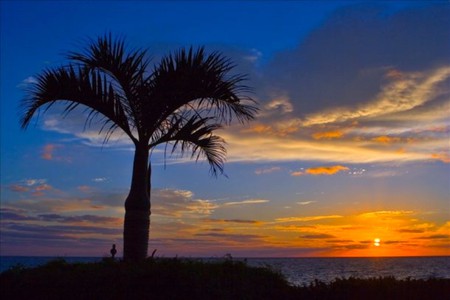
[2, 255, 449, 283]
[1, 257, 449, 299]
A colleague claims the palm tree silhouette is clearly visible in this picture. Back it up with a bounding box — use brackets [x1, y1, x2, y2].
[20, 34, 257, 262]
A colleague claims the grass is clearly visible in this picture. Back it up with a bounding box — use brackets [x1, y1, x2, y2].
[1, 257, 449, 299]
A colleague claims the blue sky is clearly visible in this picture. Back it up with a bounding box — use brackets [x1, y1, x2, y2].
[1, 1, 449, 257]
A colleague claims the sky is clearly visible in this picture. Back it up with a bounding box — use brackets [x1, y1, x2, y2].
[1, 1, 449, 258]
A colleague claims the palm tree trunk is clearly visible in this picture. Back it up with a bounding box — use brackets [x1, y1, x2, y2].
[123, 143, 151, 262]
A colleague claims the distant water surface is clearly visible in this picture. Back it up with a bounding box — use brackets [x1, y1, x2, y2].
[1, 256, 449, 286]
[244, 256, 450, 286]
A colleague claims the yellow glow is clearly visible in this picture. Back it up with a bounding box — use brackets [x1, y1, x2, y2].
[374, 238, 381, 247]
[312, 130, 344, 140]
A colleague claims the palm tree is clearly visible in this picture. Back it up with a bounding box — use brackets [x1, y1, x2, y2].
[20, 34, 257, 262]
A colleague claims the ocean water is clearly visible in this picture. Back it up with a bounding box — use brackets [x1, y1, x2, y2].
[1, 256, 449, 286]
[244, 257, 450, 286]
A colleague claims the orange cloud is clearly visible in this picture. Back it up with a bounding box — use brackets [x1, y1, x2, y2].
[41, 144, 57, 160]
[312, 130, 344, 140]
[9, 185, 30, 192]
[275, 215, 343, 223]
[291, 165, 349, 176]
[41, 144, 71, 162]
[385, 68, 404, 79]
[244, 124, 272, 134]
[78, 185, 93, 193]
[31, 184, 53, 197]
[34, 184, 52, 192]
[372, 136, 401, 144]
[431, 153, 450, 163]
[203, 218, 263, 225]
[290, 171, 304, 176]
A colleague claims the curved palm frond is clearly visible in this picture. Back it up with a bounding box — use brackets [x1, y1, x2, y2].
[150, 114, 226, 176]
[20, 64, 135, 143]
[146, 47, 258, 132]
[67, 34, 151, 141]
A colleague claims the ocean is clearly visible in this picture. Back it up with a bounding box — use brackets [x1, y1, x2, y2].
[1, 256, 449, 286]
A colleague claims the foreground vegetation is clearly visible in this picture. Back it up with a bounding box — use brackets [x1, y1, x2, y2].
[1, 257, 449, 299]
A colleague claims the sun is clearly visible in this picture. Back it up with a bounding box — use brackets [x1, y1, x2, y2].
[374, 238, 381, 247]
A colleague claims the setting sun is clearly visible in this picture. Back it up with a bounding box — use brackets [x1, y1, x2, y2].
[374, 238, 381, 247]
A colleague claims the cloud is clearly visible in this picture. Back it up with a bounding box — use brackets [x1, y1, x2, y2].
[371, 136, 402, 144]
[254, 166, 282, 175]
[3, 198, 105, 214]
[194, 232, 266, 243]
[431, 153, 450, 163]
[42, 113, 133, 147]
[152, 189, 218, 217]
[358, 210, 415, 219]
[300, 233, 335, 239]
[9, 184, 30, 192]
[262, 96, 294, 116]
[416, 234, 450, 240]
[312, 131, 344, 140]
[291, 165, 349, 176]
[222, 199, 269, 206]
[202, 218, 262, 225]
[34, 184, 52, 192]
[32, 184, 53, 197]
[3, 223, 121, 237]
[24, 179, 47, 186]
[77, 185, 93, 193]
[16, 76, 38, 88]
[0, 208, 36, 221]
[301, 67, 450, 126]
[41, 144, 71, 162]
[297, 201, 316, 206]
[7, 180, 54, 196]
[92, 177, 107, 183]
[37, 214, 121, 224]
[243, 48, 263, 63]
[275, 215, 343, 223]
[397, 229, 425, 234]
[41, 144, 56, 160]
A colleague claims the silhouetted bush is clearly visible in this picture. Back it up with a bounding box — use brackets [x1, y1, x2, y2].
[1, 258, 449, 299]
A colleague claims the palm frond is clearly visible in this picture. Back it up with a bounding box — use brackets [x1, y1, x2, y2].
[150, 114, 226, 176]
[146, 47, 258, 134]
[20, 65, 135, 143]
[67, 34, 152, 139]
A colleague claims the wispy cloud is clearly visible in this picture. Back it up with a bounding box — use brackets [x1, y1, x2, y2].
[41, 144, 71, 162]
[92, 177, 108, 183]
[358, 210, 415, 219]
[301, 67, 450, 126]
[9, 184, 30, 192]
[8, 180, 54, 197]
[152, 189, 218, 217]
[275, 215, 343, 223]
[202, 218, 263, 225]
[300, 233, 335, 239]
[297, 201, 316, 206]
[16, 76, 38, 88]
[254, 166, 282, 175]
[312, 130, 344, 140]
[41, 144, 57, 160]
[222, 199, 269, 206]
[291, 165, 349, 176]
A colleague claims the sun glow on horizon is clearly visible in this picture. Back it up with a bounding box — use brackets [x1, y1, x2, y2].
[374, 238, 381, 247]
